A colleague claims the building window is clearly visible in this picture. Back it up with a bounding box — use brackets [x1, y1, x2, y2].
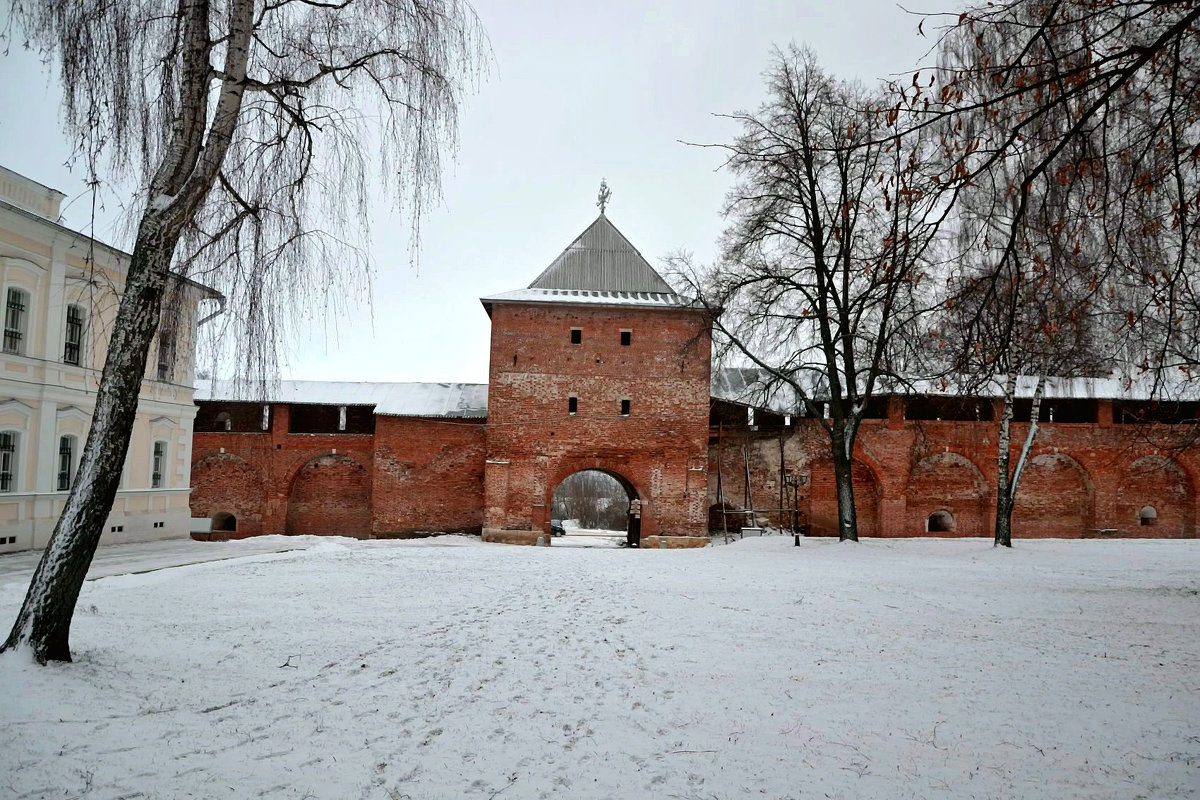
[338, 406, 347, 431]
[570, 328, 582, 345]
[151, 440, 167, 488]
[261, 405, 271, 431]
[1139, 506, 1158, 526]
[63, 305, 84, 365]
[568, 396, 578, 415]
[620, 399, 631, 417]
[620, 330, 631, 346]
[4, 288, 28, 355]
[156, 328, 176, 382]
[0, 431, 17, 492]
[214, 411, 232, 431]
[57, 435, 76, 491]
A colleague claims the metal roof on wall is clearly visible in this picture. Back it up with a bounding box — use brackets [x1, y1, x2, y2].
[527, 214, 673, 293]
[710, 368, 1200, 413]
[195, 380, 488, 418]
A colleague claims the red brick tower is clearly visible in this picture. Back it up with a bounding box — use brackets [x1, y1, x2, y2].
[480, 213, 712, 546]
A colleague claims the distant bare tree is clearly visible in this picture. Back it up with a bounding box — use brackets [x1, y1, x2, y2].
[674, 47, 945, 542]
[2, 0, 486, 663]
[552, 471, 629, 531]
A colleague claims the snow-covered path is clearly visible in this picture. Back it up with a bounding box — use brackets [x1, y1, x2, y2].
[0, 535, 320, 588]
[1, 536, 1197, 799]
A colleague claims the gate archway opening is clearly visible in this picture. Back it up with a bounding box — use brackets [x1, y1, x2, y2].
[550, 469, 638, 547]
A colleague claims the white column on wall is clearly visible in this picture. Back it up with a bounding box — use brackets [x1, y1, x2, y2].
[42, 239, 68, 364]
[33, 400, 56, 494]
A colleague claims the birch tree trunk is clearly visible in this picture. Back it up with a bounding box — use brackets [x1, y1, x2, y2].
[1, 220, 179, 661]
[1, 0, 255, 663]
[993, 373, 1045, 548]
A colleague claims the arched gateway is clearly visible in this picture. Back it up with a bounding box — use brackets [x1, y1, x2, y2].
[550, 467, 640, 546]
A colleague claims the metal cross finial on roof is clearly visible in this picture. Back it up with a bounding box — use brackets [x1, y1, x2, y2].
[597, 179, 612, 215]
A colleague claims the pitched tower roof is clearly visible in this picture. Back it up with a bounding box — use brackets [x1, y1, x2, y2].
[481, 213, 696, 313]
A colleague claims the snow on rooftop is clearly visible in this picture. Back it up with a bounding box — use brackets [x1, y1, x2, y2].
[195, 380, 487, 418]
[711, 368, 1200, 413]
[480, 286, 697, 309]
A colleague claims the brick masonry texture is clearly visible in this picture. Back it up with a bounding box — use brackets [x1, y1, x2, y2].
[711, 408, 1198, 538]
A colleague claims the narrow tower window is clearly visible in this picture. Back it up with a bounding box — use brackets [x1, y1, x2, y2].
[568, 396, 578, 415]
[570, 328, 582, 345]
[620, 330, 631, 346]
[620, 399, 631, 417]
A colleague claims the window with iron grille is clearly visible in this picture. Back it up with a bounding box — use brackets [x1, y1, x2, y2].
[152, 440, 166, 488]
[4, 288, 27, 354]
[0, 431, 16, 492]
[156, 328, 176, 382]
[63, 305, 84, 365]
[57, 436, 74, 491]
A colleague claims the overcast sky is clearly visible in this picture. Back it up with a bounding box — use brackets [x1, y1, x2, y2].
[1, 1, 934, 385]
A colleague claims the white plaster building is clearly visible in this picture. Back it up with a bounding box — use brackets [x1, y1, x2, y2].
[0, 166, 222, 552]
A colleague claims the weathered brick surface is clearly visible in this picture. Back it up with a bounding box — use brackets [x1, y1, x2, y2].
[286, 453, 371, 537]
[711, 405, 1198, 538]
[190, 452, 265, 538]
[484, 302, 712, 540]
[372, 416, 486, 535]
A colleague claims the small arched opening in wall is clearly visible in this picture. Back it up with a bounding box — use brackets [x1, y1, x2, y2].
[549, 468, 639, 547]
[927, 510, 956, 533]
[212, 511, 237, 534]
[1139, 506, 1158, 527]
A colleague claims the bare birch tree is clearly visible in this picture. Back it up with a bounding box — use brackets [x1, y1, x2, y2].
[674, 48, 944, 542]
[1, 0, 486, 663]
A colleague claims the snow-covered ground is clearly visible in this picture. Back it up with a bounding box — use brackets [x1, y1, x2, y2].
[1, 535, 1198, 799]
[558, 525, 624, 548]
[0, 536, 321, 588]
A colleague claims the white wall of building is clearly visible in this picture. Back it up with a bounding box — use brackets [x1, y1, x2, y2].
[0, 165, 218, 552]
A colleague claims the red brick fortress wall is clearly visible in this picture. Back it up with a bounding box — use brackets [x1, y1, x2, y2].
[371, 416, 486, 536]
[483, 302, 713, 545]
[191, 404, 486, 539]
[710, 400, 1199, 538]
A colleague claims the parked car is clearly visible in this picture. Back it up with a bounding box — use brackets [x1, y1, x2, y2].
[550, 519, 566, 536]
